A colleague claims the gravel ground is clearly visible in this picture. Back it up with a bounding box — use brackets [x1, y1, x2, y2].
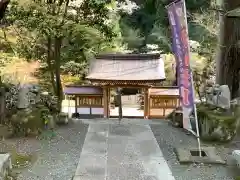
[6, 121, 88, 180]
[150, 121, 240, 180]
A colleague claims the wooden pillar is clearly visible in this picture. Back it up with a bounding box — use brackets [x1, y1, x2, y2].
[103, 87, 108, 118]
[67, 95, 71, 118]
[117, 87, 122, 120]
[107, 88, 110, 117]
[75, 96, 78, 114]
[144, 87, 149, 119]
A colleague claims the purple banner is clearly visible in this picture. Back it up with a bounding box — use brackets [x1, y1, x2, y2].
[167, 0, 194, 131]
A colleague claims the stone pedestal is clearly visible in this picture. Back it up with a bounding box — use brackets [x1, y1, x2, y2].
[58, 112, 69, 124]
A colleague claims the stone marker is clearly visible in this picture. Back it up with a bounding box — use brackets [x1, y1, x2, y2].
[0, 153, 12, 180]
[17, 85, 30, 109]
[232, 150, 240, 167]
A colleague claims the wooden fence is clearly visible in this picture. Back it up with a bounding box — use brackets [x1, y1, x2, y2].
[148, 87, 180, 119]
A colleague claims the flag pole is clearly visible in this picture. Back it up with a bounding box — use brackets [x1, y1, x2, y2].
[190, 72, 202, 157]
[182, 0, 202, 157]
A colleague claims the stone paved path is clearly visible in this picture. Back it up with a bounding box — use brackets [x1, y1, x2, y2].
[73, 122, 175, 180]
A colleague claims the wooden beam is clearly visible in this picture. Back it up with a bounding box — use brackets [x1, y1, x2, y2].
[103, 84, 151, 88]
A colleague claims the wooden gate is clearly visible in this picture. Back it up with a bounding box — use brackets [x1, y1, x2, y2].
[148, 87, 180, 119]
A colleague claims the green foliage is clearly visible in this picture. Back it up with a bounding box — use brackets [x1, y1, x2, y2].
[120, 20, 144, 51]
[119, 0, 217, 58]
[61, 74, 82, 85]
[0, 0, 218, 88]
[8, 0, 110, 57]
[197, 103, 238, 142]
[61, 61, 87, 76]
[197, 104, 236, 124]
[3, 0, 122, 91]
[10, 107, 46, 137]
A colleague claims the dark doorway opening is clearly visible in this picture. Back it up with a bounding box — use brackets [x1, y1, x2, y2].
[190, 150, 207, 157]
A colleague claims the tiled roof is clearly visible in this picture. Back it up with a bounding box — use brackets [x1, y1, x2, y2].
[86, 53, 166, 82]
[63, 85, 103, 95]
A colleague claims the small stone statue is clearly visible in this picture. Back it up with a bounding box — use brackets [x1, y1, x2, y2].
[206, 84, 230, 109]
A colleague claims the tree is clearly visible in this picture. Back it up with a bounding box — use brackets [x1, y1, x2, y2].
[7, 0, 116, 109]
[0, 0, 10, 124]
[0, 0, 10, 19]
[119, 0, 214, 53]
[217, 0, 240, 98]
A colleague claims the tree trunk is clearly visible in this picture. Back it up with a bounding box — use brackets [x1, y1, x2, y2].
[215, 10, 225, 84]
[46, 37, 57, 95]
[0, 76, 5, 124]
[54, 37, 63, 111]
[219, 0, 240, 98]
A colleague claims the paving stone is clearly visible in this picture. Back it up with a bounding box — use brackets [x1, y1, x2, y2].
[75, 125, 108, 178]
[109, 124, 132, 136]
[73, 121, 175, 180]
[107, 164, 144, 180]
[75, 155, 106, 176]
[73, 175, 105, 180]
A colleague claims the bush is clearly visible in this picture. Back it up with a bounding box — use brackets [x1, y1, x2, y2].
[235, 176, 240, 180]
[10, 106, 49, 137]
[197, 103, 237, 142]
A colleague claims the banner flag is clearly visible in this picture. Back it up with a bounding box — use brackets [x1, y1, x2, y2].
[167, 0, 195, 132]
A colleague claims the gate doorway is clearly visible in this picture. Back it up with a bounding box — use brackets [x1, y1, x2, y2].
[109, 87, 144, 118]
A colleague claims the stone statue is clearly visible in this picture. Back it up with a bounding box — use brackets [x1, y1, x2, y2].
[17, 84, 40, 109]
[17, 85, 30, 109]
[206, 84, 230, 109]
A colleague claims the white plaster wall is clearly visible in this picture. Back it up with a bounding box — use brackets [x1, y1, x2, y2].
[78, 108, 90, 114]
[91, 108, 104, 115]
[61, 106, 104, 117]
